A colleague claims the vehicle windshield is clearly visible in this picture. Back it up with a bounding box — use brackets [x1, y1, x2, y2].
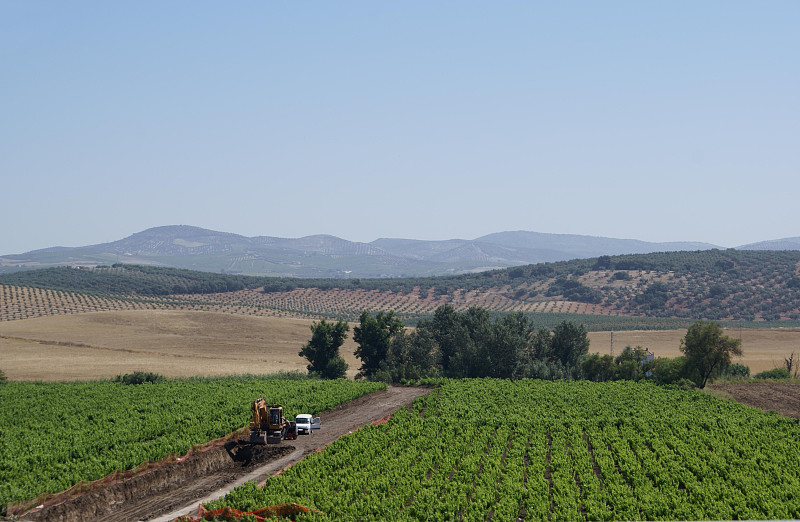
[296, 416, 309, 422]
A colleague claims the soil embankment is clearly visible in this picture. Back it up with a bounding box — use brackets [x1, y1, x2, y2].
[20, 386, 431, 522]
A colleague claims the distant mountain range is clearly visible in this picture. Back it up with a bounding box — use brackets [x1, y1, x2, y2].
[1, 225, 797, 278]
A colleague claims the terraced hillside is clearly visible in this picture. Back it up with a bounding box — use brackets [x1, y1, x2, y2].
[1, 249, 800, 326]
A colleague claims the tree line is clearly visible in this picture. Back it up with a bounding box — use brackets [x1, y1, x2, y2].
[301, 305, 594, 382]
[300, 306, 746, 389]
[0, 265, 248, 295]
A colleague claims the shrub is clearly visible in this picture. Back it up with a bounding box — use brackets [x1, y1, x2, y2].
[0, 369, 7, 385]
[111, 371, 165, 385]
[723, 363, 750, 379]
[753, 368, 792, 380]
[652, 356, 688, 385]
[673, 378, 697, 390]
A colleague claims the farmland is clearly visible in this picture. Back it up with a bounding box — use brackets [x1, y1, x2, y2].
[0, 281, 621, 326]
[3, 248, 800, 325]
[2, 310, 798, 382]
[2, 256, 800, 520]
[0, 310, 366, 380]
[0, 377, 384, 510]
[207, 379, 800, 521]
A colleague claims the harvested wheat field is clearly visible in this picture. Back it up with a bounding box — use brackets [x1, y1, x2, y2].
[0, 310, 363, 381]
[2, 310, 799, 381]
[587, 328, 800, 375]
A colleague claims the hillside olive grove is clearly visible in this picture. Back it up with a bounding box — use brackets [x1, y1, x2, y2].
[2, 249, 800, 323]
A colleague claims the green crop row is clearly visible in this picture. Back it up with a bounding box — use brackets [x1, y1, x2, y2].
[0, 377, 385, 507]
[208, 379, 800, 521]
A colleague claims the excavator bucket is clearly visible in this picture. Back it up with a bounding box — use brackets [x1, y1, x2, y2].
[249, 430, 268, 444]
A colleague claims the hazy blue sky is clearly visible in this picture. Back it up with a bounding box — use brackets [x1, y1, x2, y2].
[2, 2, 798, 254]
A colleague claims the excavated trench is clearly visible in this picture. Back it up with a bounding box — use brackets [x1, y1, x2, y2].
[22, 442, 293, 522]
[17, 385, 432, 522]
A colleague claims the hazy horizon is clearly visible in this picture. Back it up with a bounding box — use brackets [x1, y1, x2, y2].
[2, 2, 798, 254]
[9, 223, 792, 257]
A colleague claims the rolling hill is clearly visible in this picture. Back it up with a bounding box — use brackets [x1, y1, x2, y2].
[2, 249, 800, 328]
[1, 225, 724, 277]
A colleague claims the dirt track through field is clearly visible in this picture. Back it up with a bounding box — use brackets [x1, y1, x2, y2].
[20, 386, 431, 522]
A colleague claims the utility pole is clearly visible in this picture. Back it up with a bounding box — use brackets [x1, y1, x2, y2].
[610, 328, 614, 358]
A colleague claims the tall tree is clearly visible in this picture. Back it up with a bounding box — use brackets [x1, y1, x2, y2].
[488, 312, 533, 379]
[298, 319, 350, 379]
[383, 328, 439, 381]
[463, 307, 493, 378]
[427, 304, 466, 375]
[353, 310, 404, 379]
[550, 321, 590, 369]
[680, 320, 742, 388]
[530, 327, 553, 361]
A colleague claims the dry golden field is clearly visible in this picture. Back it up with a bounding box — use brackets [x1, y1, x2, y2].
[1, 309, 798, 381]
[0, 310, 363, 381]
[587, 328, 800, 375]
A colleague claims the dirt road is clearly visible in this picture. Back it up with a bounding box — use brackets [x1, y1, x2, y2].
[21, 386, 432, 522]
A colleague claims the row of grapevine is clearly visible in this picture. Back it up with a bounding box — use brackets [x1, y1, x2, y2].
[0, 378, 384, 507]
[208, 380, 800, 520]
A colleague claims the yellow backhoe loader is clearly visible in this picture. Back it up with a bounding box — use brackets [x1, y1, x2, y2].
[249, 398, 297, 444]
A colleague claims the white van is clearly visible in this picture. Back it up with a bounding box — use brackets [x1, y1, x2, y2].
[294, 414, 321, 435]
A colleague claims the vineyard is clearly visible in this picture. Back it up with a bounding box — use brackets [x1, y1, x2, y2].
[0, 377, 384, 508]
[207, 379, 800, 521]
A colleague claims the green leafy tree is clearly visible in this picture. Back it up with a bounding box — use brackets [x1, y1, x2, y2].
[299, 319, 350, 379]
[425, 305, 473, 378]
[652, 356, 688, 385]
[680, 320, 742, 388]
[488, 312, 533, 379]
[550, 321, 590, 369]
[353, 311, 404, 379]
[462, 307, 493, 377]
[581, 353, 616, 382]
[529, 327, 553, 361]
[614, 345, 654, 381]
[383, 328, 439, 382]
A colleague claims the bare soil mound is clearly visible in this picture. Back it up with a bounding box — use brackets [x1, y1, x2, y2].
[711, 381, 800, 418]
